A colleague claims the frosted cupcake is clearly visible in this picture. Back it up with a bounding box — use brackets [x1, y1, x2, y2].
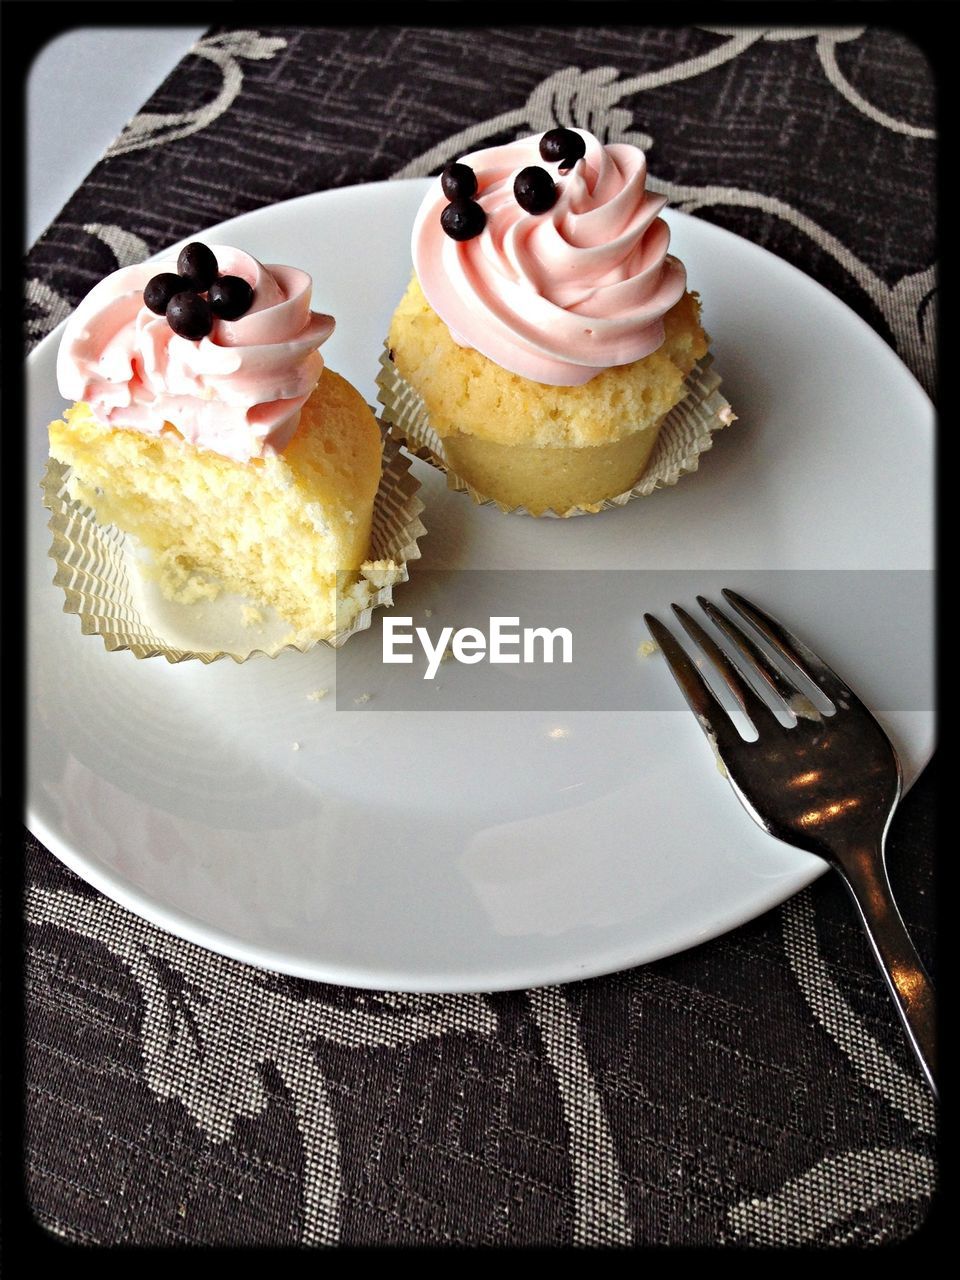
[47, 243, 421, 657]
[379, 128, 728, 516]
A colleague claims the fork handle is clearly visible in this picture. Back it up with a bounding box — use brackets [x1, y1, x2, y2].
[839, 849, 937, 1099]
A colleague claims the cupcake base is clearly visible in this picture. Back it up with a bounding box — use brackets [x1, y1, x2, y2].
[41, 425, 426, 663]
[377, 346, 735, 518]
[441, 422, 663, 515]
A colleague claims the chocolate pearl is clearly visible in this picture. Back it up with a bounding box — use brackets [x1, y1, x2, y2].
[208, 275, 254, 320]
[166, 291, 213, 340]
[539, 127, 586, 168]
[441, 162, 478, 202]
[176, 242, 219, 291]
[513, 166, 557, 214]
[144, 273, 191, 316]
[440, 199, 486, 241]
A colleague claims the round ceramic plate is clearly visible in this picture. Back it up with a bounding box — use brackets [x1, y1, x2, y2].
[27, 180, 935, 992]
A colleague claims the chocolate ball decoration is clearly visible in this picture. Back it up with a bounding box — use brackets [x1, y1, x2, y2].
[166, 291, 214, 340]
[513, 166, 557, 214]
[144, 273, 191, 316]
[441, 162, 478, 202]
[176, 242, 219, 292]
[208, 275, 254, 320]
[440, 200, 487, 241]
[150, 243, 254, 338]
[539, 127, 586, 169]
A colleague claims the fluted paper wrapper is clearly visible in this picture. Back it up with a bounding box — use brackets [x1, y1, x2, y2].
[41, 426, 426, 664]
[376, 345, 735, 518]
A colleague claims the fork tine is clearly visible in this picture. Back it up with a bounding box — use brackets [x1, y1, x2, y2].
[722, 589, 852, 708]
[696, 595, 814, 719]
[644, 613, 740, 752]
[671, 604, 784, 732]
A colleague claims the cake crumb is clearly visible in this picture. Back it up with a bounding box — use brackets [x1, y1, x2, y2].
[241, 605, 264, 627]
[361, 558, 403, 590]
[424, 608, 433, 618]
[698, 716, 728, 777]
[307, 688, 329, 702]
[440, 647, 453, 663]
[637, 639, 659, 658]
[291, 741, 301, 752]
[353, 692, 372, 705]
[157, 563, 222, 605]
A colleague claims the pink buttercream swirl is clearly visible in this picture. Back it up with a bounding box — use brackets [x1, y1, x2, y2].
[412, 130, 687, 386]
[57, 246, 335, 462]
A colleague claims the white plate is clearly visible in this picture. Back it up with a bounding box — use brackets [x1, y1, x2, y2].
[26, 180, 935, 992]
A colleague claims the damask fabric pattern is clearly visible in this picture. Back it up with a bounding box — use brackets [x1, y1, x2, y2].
[24, 27, 936, 1246]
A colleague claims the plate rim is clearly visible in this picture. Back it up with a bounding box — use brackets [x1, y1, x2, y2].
[25, 805, 830, 993]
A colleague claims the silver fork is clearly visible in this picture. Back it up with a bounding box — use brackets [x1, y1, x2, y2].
[645, 588, 936, 1098]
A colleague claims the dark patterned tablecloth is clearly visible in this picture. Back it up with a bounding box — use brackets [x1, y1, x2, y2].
[24, 26, 936, 1247]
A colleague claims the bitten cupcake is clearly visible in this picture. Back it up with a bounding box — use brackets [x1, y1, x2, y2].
[379, 128, 731, 516]
[46, 243, 422, 658]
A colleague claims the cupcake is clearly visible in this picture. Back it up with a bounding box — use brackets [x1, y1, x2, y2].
[47, 243, 418, 655]
[379, 128, 729, 516]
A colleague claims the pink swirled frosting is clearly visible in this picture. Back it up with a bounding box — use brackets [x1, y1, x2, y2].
[412, 130, 687, 386]
[57, 246, 335, 462]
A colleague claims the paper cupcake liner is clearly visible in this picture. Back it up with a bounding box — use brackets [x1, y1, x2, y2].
[41, 424, 426, 664]
[376, 344, 735, 518]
